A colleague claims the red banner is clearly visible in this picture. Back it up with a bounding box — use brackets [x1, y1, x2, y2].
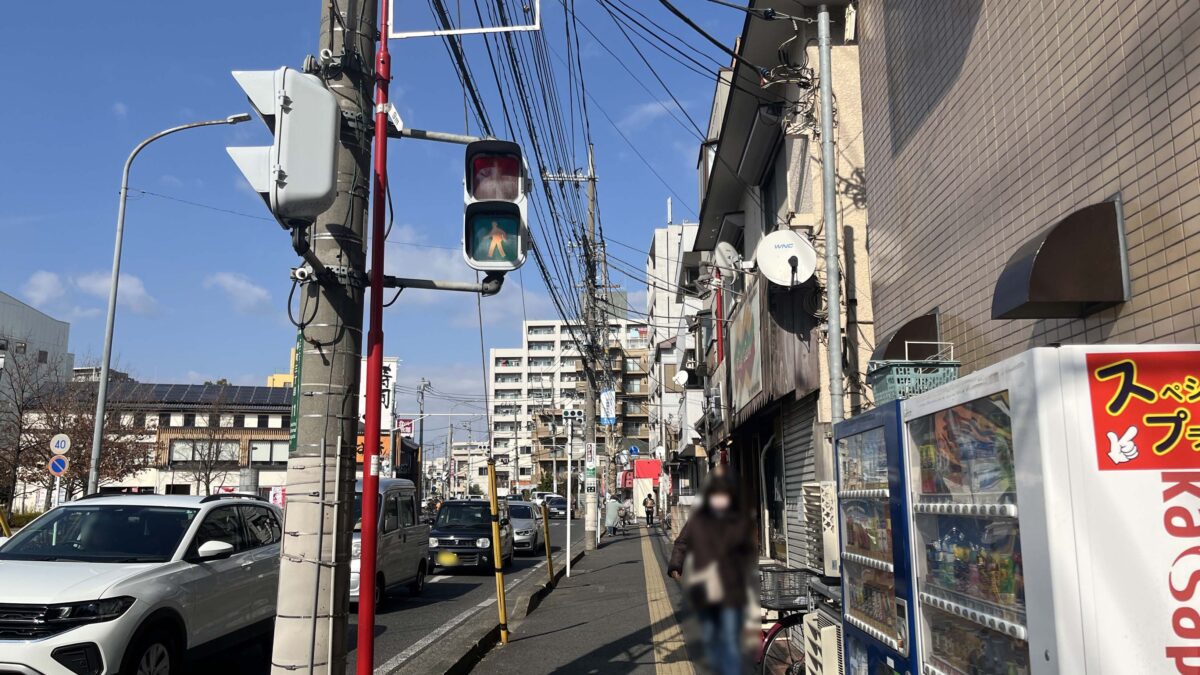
[1086, 351, 1200, 471]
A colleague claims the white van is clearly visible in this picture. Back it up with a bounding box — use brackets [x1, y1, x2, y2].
[351, 478, 430, 606]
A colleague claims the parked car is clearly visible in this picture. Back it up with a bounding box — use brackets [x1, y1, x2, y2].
[546, 496, 573, 519]
[351, 478, 429, 607]
[0, 492, 281, 675]
[427, 500, 513, 572]
[531, 491, 563, 506]
[506, 501, 543, 554]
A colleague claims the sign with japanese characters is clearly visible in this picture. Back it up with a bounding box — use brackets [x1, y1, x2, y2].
[1086, 351, 1200, 471]
[358, 356, 400, 431]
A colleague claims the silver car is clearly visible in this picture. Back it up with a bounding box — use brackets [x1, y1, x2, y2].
[507, 501, 543, 554]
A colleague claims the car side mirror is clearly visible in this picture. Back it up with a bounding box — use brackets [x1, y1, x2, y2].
[195, 540, 235, 561]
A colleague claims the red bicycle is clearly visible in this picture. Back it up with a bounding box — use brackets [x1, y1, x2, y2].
[756, 566, 811, 675]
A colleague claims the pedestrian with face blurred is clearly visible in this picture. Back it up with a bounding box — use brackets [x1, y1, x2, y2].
[668, 476, 755, 675]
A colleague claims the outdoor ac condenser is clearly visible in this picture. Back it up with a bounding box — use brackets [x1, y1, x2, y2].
[802, 481, 839, 576]
[804, 606, 844, 675]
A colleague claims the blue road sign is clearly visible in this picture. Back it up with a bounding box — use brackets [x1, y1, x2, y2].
[48, 455, 69, 477]
[629, 446, 640, 455]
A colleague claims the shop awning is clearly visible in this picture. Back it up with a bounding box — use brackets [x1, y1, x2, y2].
[870, 312, 942, 362]
[678, 443, 707, 459]
[991, 199, 1129, 320]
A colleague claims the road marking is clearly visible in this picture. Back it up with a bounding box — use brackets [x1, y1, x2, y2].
[640, 532, 695, 675]
[427, 575, 449, 583]
[374, 557, 551, 674]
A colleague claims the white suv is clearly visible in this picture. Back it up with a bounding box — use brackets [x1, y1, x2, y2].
[0, 493, 282, 675]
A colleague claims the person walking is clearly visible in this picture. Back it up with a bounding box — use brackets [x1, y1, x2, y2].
[643, 492, 657, 527]
[605, 495, 621, 537]
[668, 477, 756, 675]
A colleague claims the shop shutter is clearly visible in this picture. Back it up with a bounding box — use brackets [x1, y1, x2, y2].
[782, 392, 818, 570]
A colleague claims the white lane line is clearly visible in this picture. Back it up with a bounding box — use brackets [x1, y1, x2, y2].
[426, 575, 449, 583]
[375, 557, 555, 674]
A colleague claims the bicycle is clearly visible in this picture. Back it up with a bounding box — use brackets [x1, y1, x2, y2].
[755, 565, 811, 675]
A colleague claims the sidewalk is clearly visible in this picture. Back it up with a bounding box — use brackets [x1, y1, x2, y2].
[473, 525, 699, 674]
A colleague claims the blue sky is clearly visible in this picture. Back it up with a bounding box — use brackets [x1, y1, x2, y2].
[0, 0, 740, 448]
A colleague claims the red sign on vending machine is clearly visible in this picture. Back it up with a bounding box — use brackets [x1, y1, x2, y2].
[1086, 351, 1200, 471]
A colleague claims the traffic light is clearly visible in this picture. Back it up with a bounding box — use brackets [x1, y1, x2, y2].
[463, 140, 528, 272]
[227, 67, 339, 227]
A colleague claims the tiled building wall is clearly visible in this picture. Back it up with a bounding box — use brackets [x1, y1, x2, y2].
[858, 0, 1200, 372]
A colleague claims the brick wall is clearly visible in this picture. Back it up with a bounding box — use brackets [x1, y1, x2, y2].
[858, 0, 1200, 372]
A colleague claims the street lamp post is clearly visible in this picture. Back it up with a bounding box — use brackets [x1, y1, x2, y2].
[87, 114, 252, 496]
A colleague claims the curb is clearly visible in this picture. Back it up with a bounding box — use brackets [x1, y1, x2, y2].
[392, 548, 585, 675]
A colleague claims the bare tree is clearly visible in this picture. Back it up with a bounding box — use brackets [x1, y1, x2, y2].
[17, 375, 148, 507]
[0, 346, 67, 515]
[172, 384, 240, 496]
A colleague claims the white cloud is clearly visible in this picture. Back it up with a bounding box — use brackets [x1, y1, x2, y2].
[65, 306, 102, 321]
[203, 272, 272, 315]
[21, 271, 65, 307]
[618, 100, 686, 132]
[112, 102, 128, 119]
[159, 174, 183, 188]
[75, 272, 157, 315]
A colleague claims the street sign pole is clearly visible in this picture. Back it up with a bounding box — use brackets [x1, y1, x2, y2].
[48, 434, 71, 507]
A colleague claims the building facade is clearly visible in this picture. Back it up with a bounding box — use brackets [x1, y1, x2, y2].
[676, 2, 874, 570]
[489, 318, 653, 492]
[858, 0, 1200, 370]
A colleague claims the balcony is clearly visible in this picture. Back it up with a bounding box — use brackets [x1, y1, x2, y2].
[622, 404, 649, 418]
[494, 358, 523, 369]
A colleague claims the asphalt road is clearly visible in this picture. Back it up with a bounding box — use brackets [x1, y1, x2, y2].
[187, 517, 587, 674]
[347, 517, 586, 672]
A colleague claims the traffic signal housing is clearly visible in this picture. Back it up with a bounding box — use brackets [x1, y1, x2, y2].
[227, 67, 340, 228]
[463, 140, 528, 272]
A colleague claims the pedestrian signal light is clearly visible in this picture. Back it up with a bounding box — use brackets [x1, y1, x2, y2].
[227, 67, 339, 228]
[464, 140, 528, 272]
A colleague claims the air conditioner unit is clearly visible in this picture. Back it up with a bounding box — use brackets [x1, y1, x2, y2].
[804, 606, 844, 675]
[802, 482, 839, 576]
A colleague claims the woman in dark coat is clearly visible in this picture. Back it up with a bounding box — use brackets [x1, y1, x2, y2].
[668, 476, 756, 675]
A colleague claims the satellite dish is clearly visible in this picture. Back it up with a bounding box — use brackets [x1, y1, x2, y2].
[672, 369, 690, 387]
[713, 241, 742, 273]
[755, 229, 817, 287]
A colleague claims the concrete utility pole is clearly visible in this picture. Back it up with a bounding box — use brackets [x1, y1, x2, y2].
[418, 378, 429, 501]
[544, 144, 600, 550]
[818, 4, 844, 426]
[270, 1, 376, 673]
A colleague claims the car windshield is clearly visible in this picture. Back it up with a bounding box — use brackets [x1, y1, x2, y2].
[435, 502, 490, 528]
[549, 498, 566, 507]
[509, 504, 534, 519]
[352, 492, 380, 532]
[0, 504, 199, 563]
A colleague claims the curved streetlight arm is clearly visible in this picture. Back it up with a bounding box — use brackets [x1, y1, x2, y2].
[87, 114, 251, 496]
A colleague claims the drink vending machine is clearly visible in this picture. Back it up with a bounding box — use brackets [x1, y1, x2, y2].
[835, 400, 918, 675]
[899, 345, 1200, 675]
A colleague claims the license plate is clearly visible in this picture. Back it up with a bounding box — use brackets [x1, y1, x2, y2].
[436, 551, 460, 566]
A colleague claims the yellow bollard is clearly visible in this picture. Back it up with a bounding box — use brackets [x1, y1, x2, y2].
[487, 459, 509, 644]
[541, 502, 554, 586]
[0, 510, 10, 538]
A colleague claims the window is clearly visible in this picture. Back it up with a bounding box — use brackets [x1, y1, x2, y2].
[382, 494, 399, 533]
[170, 440, 239, 463]
[191, 507, 246, 554]
[219, 414, 235, 428]
[528, 341, 554, 352]
[234, 414, 246, 427]
[183, 413, 196, 428]
[258, 415, 269, 428]
[241, 506, 281, 547]
[529, 357, 553, 368]
[145, 414, 159, 430]
[36, 350, 48, 364]
[251, 440, 288, 464]
[14, 342, 26, 355]
[0, 338, 6, 351]
[520, 446, 532, 455]
[399, 495, 416, 527]
[495, 357, 523, 367]
[478, 467, 489, 476]
[520, 467, 533, 476]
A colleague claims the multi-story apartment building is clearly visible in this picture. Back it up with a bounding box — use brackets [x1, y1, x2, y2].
[447, 440, 492, 497]
[489, 318, 653, 491]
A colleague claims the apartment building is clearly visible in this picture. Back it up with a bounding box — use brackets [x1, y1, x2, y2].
[489, 318, 653, 490]
[447, 440, 493, 497]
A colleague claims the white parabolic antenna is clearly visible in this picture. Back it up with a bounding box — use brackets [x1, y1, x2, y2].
[672, 369, 690, 387]
[755, 229, 817, 287]
[713, 241, 742, 272]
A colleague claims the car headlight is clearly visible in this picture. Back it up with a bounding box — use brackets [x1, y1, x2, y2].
[476, 538, 491, 549]
[351, 540, 362, 559]
[429, 538, 440, 548]
[46, 597, 136, 625]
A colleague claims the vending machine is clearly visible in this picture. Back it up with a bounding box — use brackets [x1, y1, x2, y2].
[836, 400, 918, 675]
[900, 345, 1200, 675]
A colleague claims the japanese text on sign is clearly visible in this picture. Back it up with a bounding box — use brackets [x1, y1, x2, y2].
[1086, 351, 1200, 471]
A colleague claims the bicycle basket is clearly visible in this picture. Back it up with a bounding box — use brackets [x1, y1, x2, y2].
[759, 565, 810, 611]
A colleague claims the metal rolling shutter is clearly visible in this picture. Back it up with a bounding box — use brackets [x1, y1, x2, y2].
[782, 393, 818, 570]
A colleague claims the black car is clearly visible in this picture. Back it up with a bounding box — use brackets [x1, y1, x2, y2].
[427, 499, 514, 572]
[546, 497, 573, 519]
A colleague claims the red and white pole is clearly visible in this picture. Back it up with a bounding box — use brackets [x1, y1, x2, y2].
[357, 0, 391, 670]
